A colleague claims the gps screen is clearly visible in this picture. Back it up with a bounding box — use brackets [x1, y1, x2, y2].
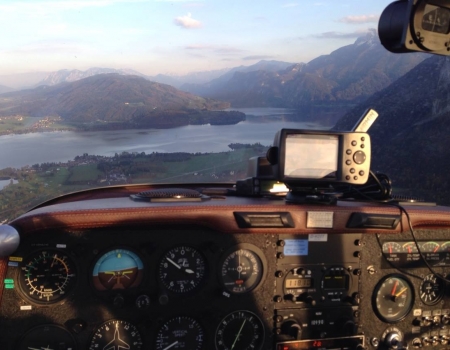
[284, 134, 339, 179]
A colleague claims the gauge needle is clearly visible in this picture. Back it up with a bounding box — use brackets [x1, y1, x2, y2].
[162, 341, 179, 350]
[395, 287, 408, 298]
[185, 269, 194, 274]
[391, 280, 398, 296]
[231, 319, 246, 350]
[166, 257, 181, 269]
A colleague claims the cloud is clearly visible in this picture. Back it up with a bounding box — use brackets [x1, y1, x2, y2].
[314, 29, 370, 39]
[339, 14, 379, 24]
[174, 13, 202, 29]
[243, 55, 274, 61]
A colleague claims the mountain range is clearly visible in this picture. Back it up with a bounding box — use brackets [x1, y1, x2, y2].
[181, 30, 428, 111]
[0, 74, 229, 126]
[334, 55, 450, 204]
[0, 84, 13, 94]
[36, 67, 147, 87]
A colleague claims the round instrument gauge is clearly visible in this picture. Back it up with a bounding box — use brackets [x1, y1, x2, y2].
[158, 246, 207, 294]
[372, 274, 414, 323]
[89, 320, 143, 350]
[219, 244, 266, 294]
[382, 242, 402, 254]
[421, 241, 440, 253]
[92, 248, 144, 291]
[215, 310, 265, 350]
[420, 274, 445, 305]
[17, 324, 77, 350]
[440, 241, 450, 252]
[155, 316, 205, 350]
[18, 249, 77, 304]
[402, 242, 418, 253]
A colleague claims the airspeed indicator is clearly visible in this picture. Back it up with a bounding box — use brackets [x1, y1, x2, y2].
[18, 249, 77, 304]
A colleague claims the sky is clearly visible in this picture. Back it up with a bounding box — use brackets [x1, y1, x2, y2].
[0, 0, 394, 77]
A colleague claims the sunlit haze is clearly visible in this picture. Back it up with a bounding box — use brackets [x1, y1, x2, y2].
[0, 0, 392, 76]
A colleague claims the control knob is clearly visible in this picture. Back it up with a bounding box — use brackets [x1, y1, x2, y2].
[281, 320, 302, 340]
[381, 328, 404, 350]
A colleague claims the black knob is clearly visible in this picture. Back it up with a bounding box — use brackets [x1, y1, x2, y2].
[384, 332, 401, 349]
[296, 268, 306, 275]
[285, 293, 295, 301]
[298, 294, 316, 306]
[341, 320, 356, 336]
[281, 320, 302, 340]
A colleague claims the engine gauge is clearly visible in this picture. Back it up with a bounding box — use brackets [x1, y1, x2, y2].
[89, 319, 143, 350]
[420, 274, 445, 305]
[372, 274, 414, 323]
[219, 244, 266, 294]
[421, 241, 440, 253]
[382, 242, 402, 254]
[158, 246, 207, 294]
[402, 242, 418, 253]
[17, 324, 77, 350]
[92, 248, 144, 291]
[155, 316, 204, 350]
[440, 241, 450, 252]
[215, 310, 265, 350]
[18, 249, 77, 304]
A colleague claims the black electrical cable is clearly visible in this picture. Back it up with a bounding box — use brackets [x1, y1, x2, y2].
[389, 202, 450, 284]
[342, 180, 450, 283]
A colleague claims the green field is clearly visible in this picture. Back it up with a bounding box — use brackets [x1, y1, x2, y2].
[67, 164, 103, 183]
[0, 144, 267, 222]
[0, 116, 29, 133]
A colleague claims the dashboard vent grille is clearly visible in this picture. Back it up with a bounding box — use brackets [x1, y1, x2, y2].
[234, 212, 295, 228]
[130, 188, 210, 202]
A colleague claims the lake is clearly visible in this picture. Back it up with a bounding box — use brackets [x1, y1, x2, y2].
[0, 108, 329, 169]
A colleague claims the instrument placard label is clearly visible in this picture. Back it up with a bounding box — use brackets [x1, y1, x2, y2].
[306, 212, 333, 228]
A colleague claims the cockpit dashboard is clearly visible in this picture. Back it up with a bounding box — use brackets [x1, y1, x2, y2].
[1, 184, 450, 350]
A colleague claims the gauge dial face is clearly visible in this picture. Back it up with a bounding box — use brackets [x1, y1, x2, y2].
[421, 242, 440, 253]
[92, 248, 144, 291]
[18, 249, 77, 304]
[420, 274, 445, 305]
[215, 310, 265, 350]
[402, 242, 418, 253]
[440, 241, 450, 252]
[373, 274, 414, 323]
[158, 246, 207, 294]
[89, 320, 143, 350]
[155, 316, 204, 350]
[219, 245, 264, 294]
[382, 242, 402, 254]
[17, 324, 77, 350]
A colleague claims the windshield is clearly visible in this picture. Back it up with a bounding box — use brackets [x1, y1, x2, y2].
[0, 0, 434, 221]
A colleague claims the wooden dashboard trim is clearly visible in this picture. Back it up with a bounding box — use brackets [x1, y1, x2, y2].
[9, 197, 450, 236]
